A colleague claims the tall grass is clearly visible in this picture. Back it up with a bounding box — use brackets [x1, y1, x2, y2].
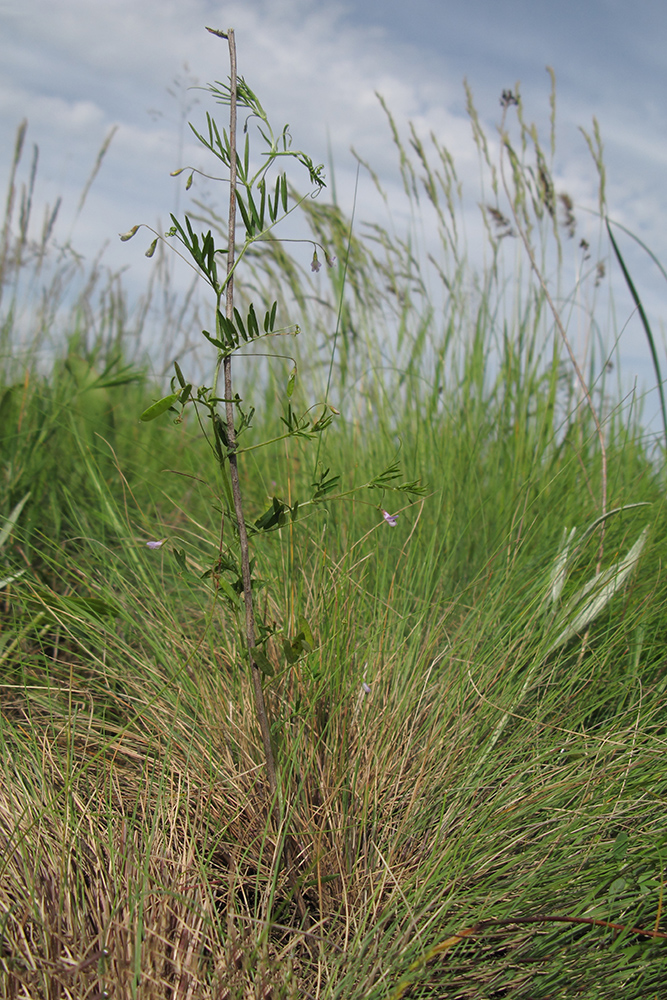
[1, 70, 667, 1000]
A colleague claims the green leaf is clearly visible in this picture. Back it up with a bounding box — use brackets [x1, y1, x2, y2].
[139, 392, 180, 422]
[270, 176, 281, 222]
[216, 578, 241, 608]
[30, 587, 119, 621]
[264, 300, 277, 333]
[172, 548, 188, 573]
[233, 307, 247, 342]
[246, 187, 262, 231]
[298, 616, 315, 650]
[613, 831, 629, 860]
[252, 647, 274, 677]
[202, 329, 225, 350]
[283, 638, 300, 665]
[311, 468, 340, 501]
[254, 496, 287, 532]
[59, 594, 119, 620]
[258, 178, 266, 230]
[247, 303, 260, 340]
[218, 313, 238, 347]
[174, 361, 186, 388]
[236, 192, 254, 237]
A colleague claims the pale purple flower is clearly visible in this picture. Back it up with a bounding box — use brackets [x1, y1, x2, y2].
[362, 681, 371, 695]
[146, 539, 166, 549]
[382, 511, 398, 527]
[310, 250, 321, 273]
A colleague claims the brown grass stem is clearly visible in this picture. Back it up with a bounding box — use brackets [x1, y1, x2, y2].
[216, 29, 278, 802]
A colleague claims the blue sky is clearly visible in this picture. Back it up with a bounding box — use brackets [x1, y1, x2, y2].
[2, 0, 667, 421]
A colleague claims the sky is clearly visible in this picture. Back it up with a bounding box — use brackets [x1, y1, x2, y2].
[2, 0, 667, 424]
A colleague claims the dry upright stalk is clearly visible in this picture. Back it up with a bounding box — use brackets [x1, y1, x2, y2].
[212, 27, 279, 799]
[211, 26, 309, 927]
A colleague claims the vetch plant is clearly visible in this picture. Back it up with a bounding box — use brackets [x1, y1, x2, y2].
[121, 26, 424, 916]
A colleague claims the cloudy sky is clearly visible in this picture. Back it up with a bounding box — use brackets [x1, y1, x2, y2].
[2, 0, 667, 422]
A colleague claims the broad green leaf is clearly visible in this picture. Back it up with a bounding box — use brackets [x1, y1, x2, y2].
[139, 392, 180, 422]
[283, 639, 300, 665]
[216, 578, 241, 608]
[252, 647, 274, 676]
[254, 496, 287, 532]
[613, 831, 629, 859]
[298, 616, 315, 650]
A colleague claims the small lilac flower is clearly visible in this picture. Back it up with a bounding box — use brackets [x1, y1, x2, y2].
[382, 510, 398, 527]
[362, 681, 371, 695]
[325, 254, 336, 268]
[146, 539, 166, 549]
[310, 250, 321, 273]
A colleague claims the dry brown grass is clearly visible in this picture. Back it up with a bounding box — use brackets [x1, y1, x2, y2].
[0, 624, 458, 999]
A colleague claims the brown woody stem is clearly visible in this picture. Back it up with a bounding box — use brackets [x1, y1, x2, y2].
[221, 28, 278, 798]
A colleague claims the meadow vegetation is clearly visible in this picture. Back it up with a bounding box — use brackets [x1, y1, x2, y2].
[1, 31, 667, 999]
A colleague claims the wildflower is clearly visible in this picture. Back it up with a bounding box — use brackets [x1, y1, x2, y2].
[382, 510, 398, 527]
[362, 681, 371, 695]
[310, 250, 321, 272]
[146, 539, 166, 549]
